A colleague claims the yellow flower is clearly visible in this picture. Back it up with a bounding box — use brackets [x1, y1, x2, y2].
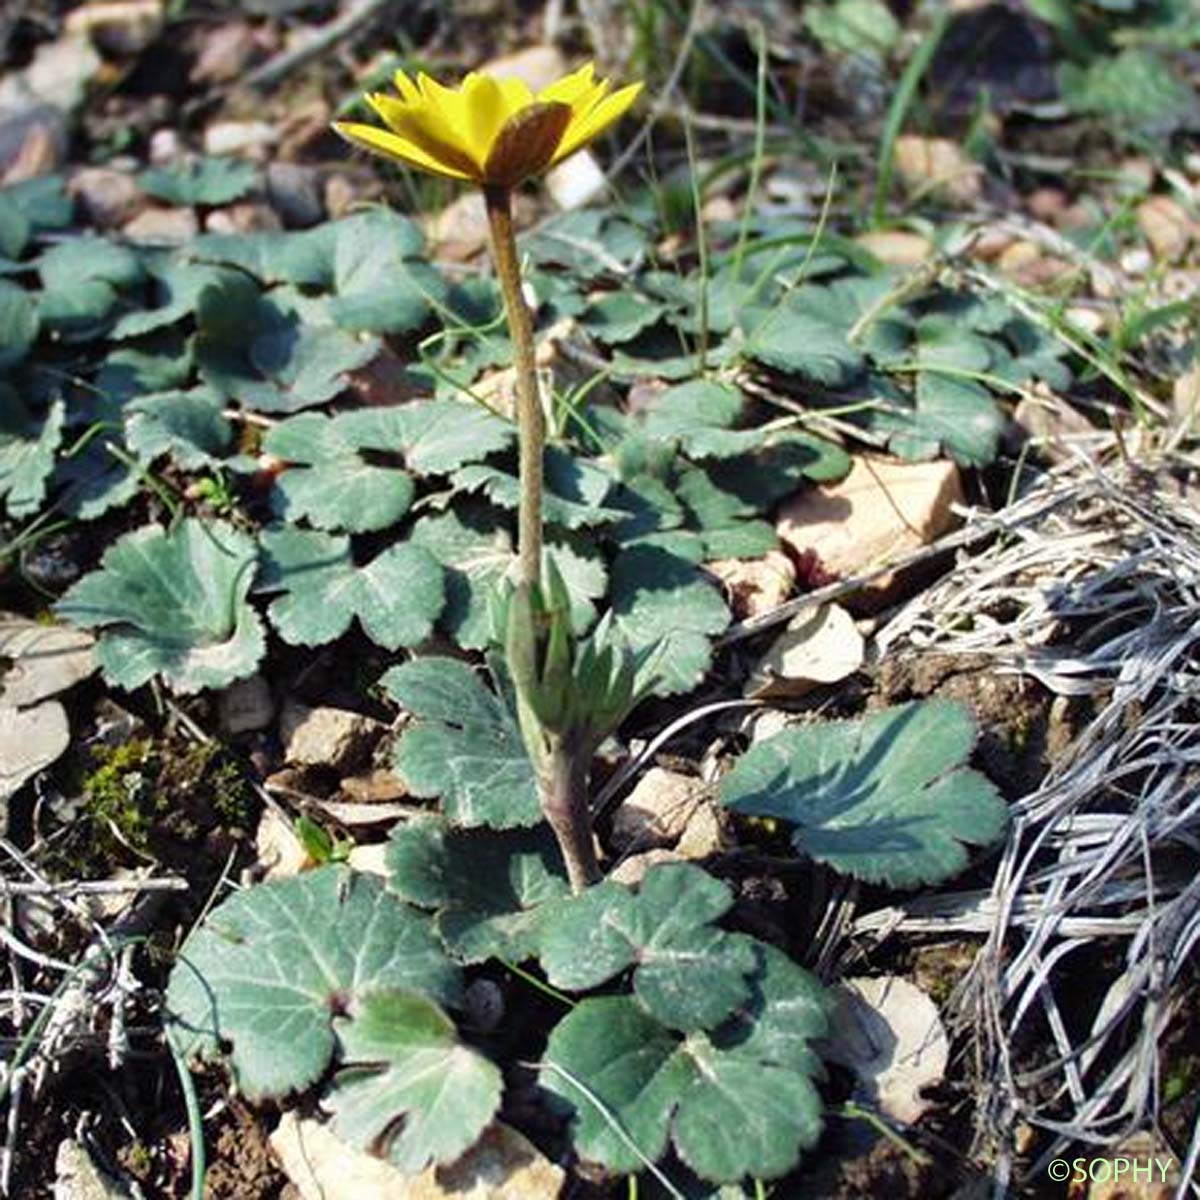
[333, 62, 642, 188]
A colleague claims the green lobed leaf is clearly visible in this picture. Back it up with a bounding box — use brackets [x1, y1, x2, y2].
[55, 519, 264, 693]
[383, 656, 541, 828]
[409, 503, 606, 649]
[719, 698, 1010, 887]
[328, 990, 502, 1172]
[538, 863, 758, 1031]
[257, 526, 444, 650]
[542, 942, 829, 1182]
[386, 815, 570, 963]
[138, 157, 260, 206]
[609, 544, 730, 695]
[165, 866, 460, 1099]
[0, 392, 64, 518]
[124, 388, 232, 470]
[0, 280, 38, 369]
[264, 400, 512, 532]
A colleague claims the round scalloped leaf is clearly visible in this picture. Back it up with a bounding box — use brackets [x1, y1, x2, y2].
[0, 392, 63, 518]
[386, 816, 570, 963]
[258, 526, 444, 650]
[409, 503, 605, 649]
[609, 543, 730, 695]
[383, 656, 541, 828]
[138, 157, 259, 206]
[55, 519, 264, 693]
[0, 280, 38, 369]
[165, 866, 460, 1100]
[719, 698, 1009, 887]
[328, 990, 502, 1173]
[537, 863, 757, 1032]
[542, 943, 829, 1183]
[124, 388, 232, 470]
[264, 402, 513, 533]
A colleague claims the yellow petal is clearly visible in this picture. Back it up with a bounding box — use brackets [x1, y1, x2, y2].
[460, 73, 531, 168]
[331, 121, 474, 181]
[367, 93, 481, 179]
[537, 62, 597, 107]
[392, 68, 421, 103]
[551, 81, 642, 165]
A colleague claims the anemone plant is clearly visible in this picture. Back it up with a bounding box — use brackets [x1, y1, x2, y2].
[334, 64, 643, 888]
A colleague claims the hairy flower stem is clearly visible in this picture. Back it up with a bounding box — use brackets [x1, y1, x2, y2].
[485, 184, 543, 590]
[541, 734, 600, 892]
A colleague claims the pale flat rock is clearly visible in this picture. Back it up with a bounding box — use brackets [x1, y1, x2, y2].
[856, 230, 933, 266]
[348, 842, 390, 877]
[254, 807, 308, 880]
[64, 1, 163, 55]
[1, 701, 69, 805]
[426, 192, 490, 261]
[1012, 392, 1098, 463]
[203, 119, 277, 159]
[705, 551, 795, 620]
[0, 35, 101, 115]
[546, 151, 607, 210]
[894, 135, 982, 204]
[204, 201, 283, 235]
[611, 767, 707, 851]
[217, 673, 274, 735]
[823, 975, 949, 1125]
[482, 45, 567, 93]
[271, 1114, 564, 1200]
[69, 166, 143, 227]
[1173, 364, 1200, 425]
[745, 603, 864, 699]
[121, 205, 199, 245]
[280, 702, 386, 772]
[609, 848, 682, 887]
[1137, 195, 1194, 262]
[776, 455, 963, 608]
[54, 1138, 133, 1200]
[675, 802, 729, 860]
[0, 614, 96, 707]
[340, 769, 409, 804]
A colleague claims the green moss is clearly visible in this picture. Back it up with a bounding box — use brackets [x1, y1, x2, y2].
[82, 738, 162, 856]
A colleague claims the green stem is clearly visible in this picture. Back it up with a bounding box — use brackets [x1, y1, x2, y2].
[542, 734, 600, 892]
[484, 184, 543, 590]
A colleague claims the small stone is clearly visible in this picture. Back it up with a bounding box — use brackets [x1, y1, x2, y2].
[266, 161, 324, 227]
[996, 239, 1041, 275]
[1064, 305, 1105, 336]
[893, 135, 983, 204]
[271, 1113, 565, 1200]
[202, 119, 277, 160]
[203, 201, 282, 235]
[1173, 365, 1200, 425]
[611, 767, 707, 851]
[968, 227, 1015, 262]
[0, 615, 96, 707]
[676, 802, 729, 860]
[1120, 247, 1153, 276]
[217, 674, 274, 736]
[704, 551, 795, 620]
[348, 843, 389, 876]
[340, 769, 408, 804]
[855, 230, 934, 266]
[482, 45, 568, 93]
[69, 166, 142, 227]
[1, 117, 64, 183]
[745, 602, 865, 699]
[147, 126, 181, 165]
[54, 1138, 133, 1200]
[64, 0, 164, 55]
[280, 702, 386, 772]
[190, 20, 269, 84]
[254, 807, 308, 880]
[463, 978, 505, 1034]
[546, 150, 607, 210]
[427, 191, 491, 261]
[121, 205, 199, 245]
[323, 171, 380, 219]
[1137, 195, 1194, 262]
[609, 848, 682, 887]
[776, 455, 964, 610]
[1026, 186, 1067, 221]
[0, 35, 101, 115]
[1116, 155, 1155, 194]
[1012, 391, 1098, 463]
